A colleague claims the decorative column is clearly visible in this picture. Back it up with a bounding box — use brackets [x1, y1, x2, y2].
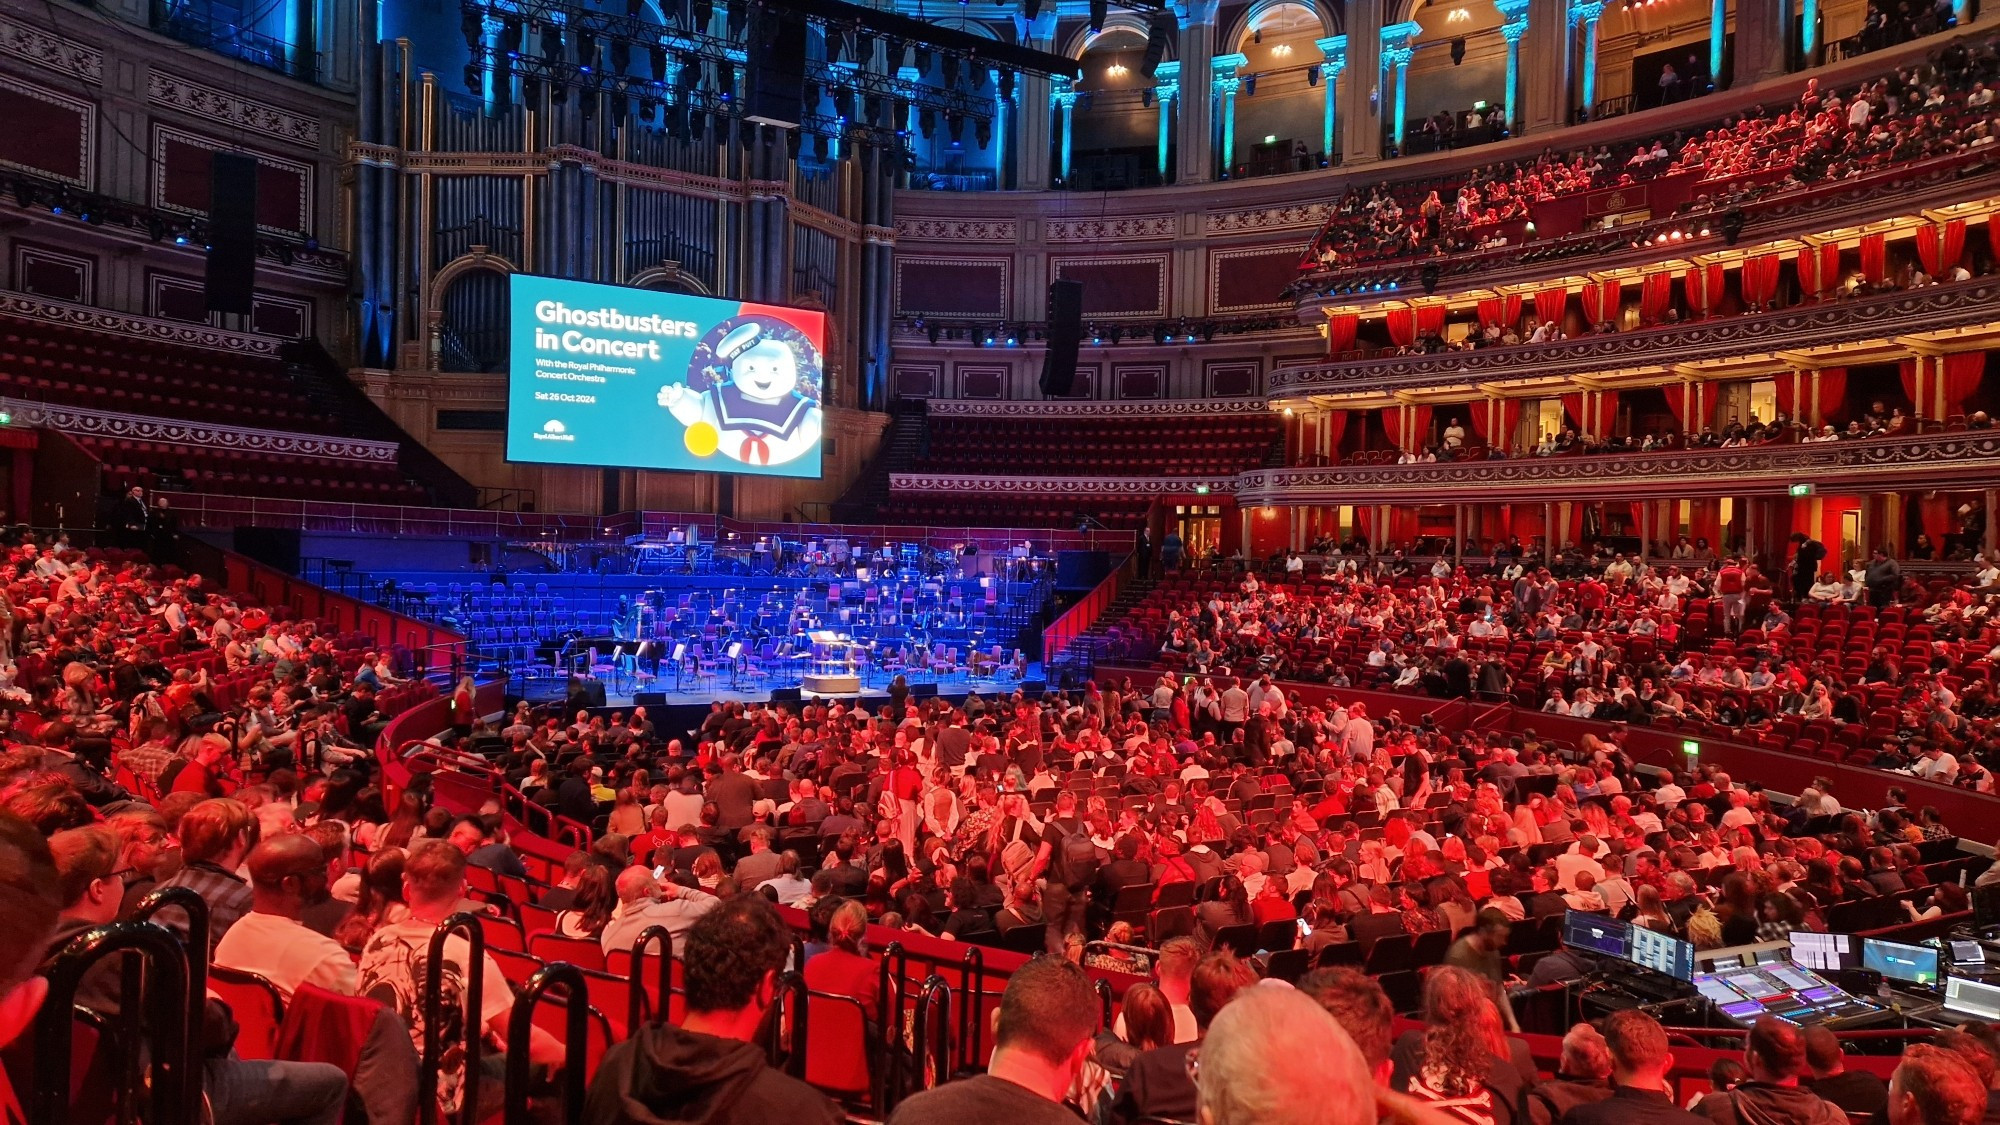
[1051, 77, 1079, 183]
[1380, 22, 1419, 153]
[1315, 36, 1346, 163]
[1211, 52, 1247, 178]
[1734, 0, 1788, 84]
[1568, 0, 1604, 121]
[1714, 0, 1730, 80]
[1340, 0, 1383, 162]
[1177, 0, 1219, 184]
[1152, 61, 1180, 180]
[1014, 10, 1058, 189]
[991, 67, 1010, 190]
[1495, 0, 1529, 132]
[1520, 0, 1570, 133]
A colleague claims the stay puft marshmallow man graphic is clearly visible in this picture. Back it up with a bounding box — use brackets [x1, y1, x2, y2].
[657, 316, 822, 467]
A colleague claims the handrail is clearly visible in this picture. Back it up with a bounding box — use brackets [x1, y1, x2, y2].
[504, 963, 590, 1125]
[128, 880, 209, 1125]
[35, 922, 195, 1125]
[908, 975, 952, 1107]
[1044, 551, 1134, 667]
[629, 926, 673, 1030]
[773, 970, 810, 1080]
[958, 946, 984, 1073]
[1093, 977, 1115, 1032]
[421, 912, 489, 1125]
[882, 941, 910, 1101]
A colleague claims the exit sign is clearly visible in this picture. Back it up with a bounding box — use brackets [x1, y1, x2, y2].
[1789, 483, 1816, 498]
[1681, 739, 1701, 758]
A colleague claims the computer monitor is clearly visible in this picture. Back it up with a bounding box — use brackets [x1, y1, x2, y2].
[1863, 938, 1940, 987]
[1947, 977, 2000, 1020]
[1952, 940, 1987, 966]
[1629, 926, 1697, 982]
[1562, 911, 1631, 958]
[1788, 931, 1857, 973]
[1976, 883, 2000, 929]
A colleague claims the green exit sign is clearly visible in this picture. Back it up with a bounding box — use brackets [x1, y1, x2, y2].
[1681, 739, 1701, 757]
[1789, 483, 1815, 498]
[0, 412, 12, 425]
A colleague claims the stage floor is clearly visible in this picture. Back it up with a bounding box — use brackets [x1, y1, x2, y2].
[517, 663, 1046, 708]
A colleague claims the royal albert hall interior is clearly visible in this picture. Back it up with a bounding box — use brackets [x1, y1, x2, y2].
[4, 0, 2000, 1120]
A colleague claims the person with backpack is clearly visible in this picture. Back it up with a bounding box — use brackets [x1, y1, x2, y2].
[1033, 790, 1101, 955]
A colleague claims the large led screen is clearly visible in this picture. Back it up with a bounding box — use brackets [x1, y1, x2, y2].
[507, 274, 826, 478]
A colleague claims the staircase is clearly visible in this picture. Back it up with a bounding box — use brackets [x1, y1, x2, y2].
[831, 399, 929, 523]
[1045, 572, 1159, 686]
[279, 338, 480, 508]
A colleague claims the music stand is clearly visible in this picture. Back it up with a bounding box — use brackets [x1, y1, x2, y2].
[726, 641, 744, 688]
[670, 642, 687, 691]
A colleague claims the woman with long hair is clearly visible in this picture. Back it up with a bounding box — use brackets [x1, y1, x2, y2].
[607, 787, 646, 836]
[1196, 873, 1253, 946]
[1392, 965, 1533, 1125]
[556, 865, 617, 940]
[334, 847, 409, 948]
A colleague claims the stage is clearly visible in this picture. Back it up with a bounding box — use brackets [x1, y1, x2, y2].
[517, 661, 1047, 710]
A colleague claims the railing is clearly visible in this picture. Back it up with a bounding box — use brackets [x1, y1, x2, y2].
[504, 964, 591, 1125]
[1043, 552, 1134, 665]
[169, 493, 621, 539]
[148, 0, 318, 82]
[35, 921, 197, 1125]
[421, 913, 489, 1125]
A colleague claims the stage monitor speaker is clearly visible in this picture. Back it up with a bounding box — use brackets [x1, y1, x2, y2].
[633, 692, 668, 707]
[911, 682, 939, 698]
[746, 4, 807, 127]
[232, 527, 300, 574]
[569, 678, 608, 708]
[1039, 279, 1084, 397]
[204, 152, 259, 316]
[770, 686, 802, 703]
[1020, 679, 1047, 695]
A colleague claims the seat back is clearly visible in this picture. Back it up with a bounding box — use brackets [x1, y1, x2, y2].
[528, 933, 608, 972]
[804, 992, 874, 1099]
[208, 965, 286, 1060]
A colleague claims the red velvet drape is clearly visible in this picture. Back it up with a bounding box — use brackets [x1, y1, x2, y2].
[1640, 272, 1673, 324]
[1579, 279, 1621, 325]
[1796, 244, 1839, 300]
[1920, 494, 1953, 545]
[1900, 359, 1921, 414]
[1477, 294, 1524, 329]
[1776, 370, 1799, 421]
[1917, 219, 1968, 275]
[1535, 286, 1567, 327]
[1664, 382, 1691, 432]
[1860, 232, 1888, 286]
[1328, 312, 1359, 355]
[1989, 219, 2000, 265]
[1560, 392, 1586, 433]
[1944, 352, 1986, 417]
[1322, 408, 1350, 460]
[1415, 302, 1446, 339]
[1816, 367, 1848, 425]
[1743, 254, 1782, 307]
[1386, 309, 1416, 348]
[1408, 404, 1434, 451]
[1683, 263, 1725, 318]
[1596, 389, 1621, 437]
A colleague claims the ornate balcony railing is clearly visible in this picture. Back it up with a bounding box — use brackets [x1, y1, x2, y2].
[1268, 278, 2000, 399]
[1233, 428, 2000, 505]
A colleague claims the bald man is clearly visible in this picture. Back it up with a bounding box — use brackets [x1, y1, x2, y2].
[213, 833, 358, 998]
[597, 865, 719, 955]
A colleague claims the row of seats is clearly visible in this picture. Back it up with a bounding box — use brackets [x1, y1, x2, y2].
[919, 414, 1278, 477]
[74, 434, 432, 505]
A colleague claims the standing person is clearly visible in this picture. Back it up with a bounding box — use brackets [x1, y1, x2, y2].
[1716, 556, 1748, 634]
[587, 896, 843, 1125]
[1790, 533, 1828, 604]
[1865, 546, 1903, 608]
[148, 494, 181, 565]
[1136, 528, 1154, 581]
[1162, 529, 1183, 573]
[887, 957, 1100, 1125]
[114, 485, 149, 549]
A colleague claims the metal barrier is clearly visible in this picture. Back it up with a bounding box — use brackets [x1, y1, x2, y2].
[33, 922, 195, 1125]
[128, 883, 210, 1125]
[771, 970, 809, 1080]
[504, 963, 591, 1125]
[628, 926, 673, 1030]
[1093, 977, 1115, 1032]
[958, 946, 984, 1073]
[908, 975, 952, 1103]
[420, 912, 489, 1125]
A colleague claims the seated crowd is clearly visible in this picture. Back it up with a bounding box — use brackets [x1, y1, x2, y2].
[1304, 32, 2000, 271]
[1119, 541, 2000, 788]
[6, 552, 2000, 1125]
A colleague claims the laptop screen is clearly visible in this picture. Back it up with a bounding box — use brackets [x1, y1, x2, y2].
[1946, 977, 2000, 1020]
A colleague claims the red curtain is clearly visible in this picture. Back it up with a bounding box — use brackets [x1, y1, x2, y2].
[1918, 219, 1968, 276]
[1920, 494, 1953, 545]
[1328, 312, 1359, 355]
[1640, 272, 1673, 324]
[1580, 279, 1621, 325]
[1322, 408, 1350, 460]
[1407, 404, 1434, 451]
[1816, 368, 1847, 426]
[1664, 382, 1689, 432]
[1535, 286, 1566, 327]
[1775, 369, 1799, 421]
[1476, 294, 1523, 329]
[1560, 392, 1586, 433]
[1683, 263, 1725, 318]
[1386, 308, 1416, 348]
[1900, 358, 1921, 415]
[1743, 254, 1782, 307]
[1596, 389, 1621, 437]
[1989, 219, 2000, 265]
[1415, 302, 1446, 339]
[1944, 352, 1986, 417]
[1796, 244, 1839, 300]
[1860, 232, 1888, 286]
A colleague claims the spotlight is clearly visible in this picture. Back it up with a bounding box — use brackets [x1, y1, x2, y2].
[1720, 207, 1745, 245]
[1088, 0, 1106, 32]
[826, 27, 844, 64]
[650, 44, 668, 79]
[1108, 326, 1123, 344]
[576, 30, 596, 68]
[914, 46, 931, 74]
[1142, 88, 1154, 108]
[539, 24, 562, 60]
[1421, 262, 1441, 294]
[609, 38, 630, 73]
[855, 30, 874, 60]
[1308, 63, 1321, 87]
[677, 53, 700, 89]
[11, 181, 36, 208]
[1243, 74, 1257, 96]
[725, 0, 746, 37]
[1152, 324, 1169, 345]
[464, 64, 483, 93]
[884, 37, 906, 68]
[976, 118, 992, 149]
[942, 52, 960, 87]
[145, 217, 167, 242]
[692, 0, 712, 26]
[1024, 0, 1042, 19]
[927, 322, 941, 345]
